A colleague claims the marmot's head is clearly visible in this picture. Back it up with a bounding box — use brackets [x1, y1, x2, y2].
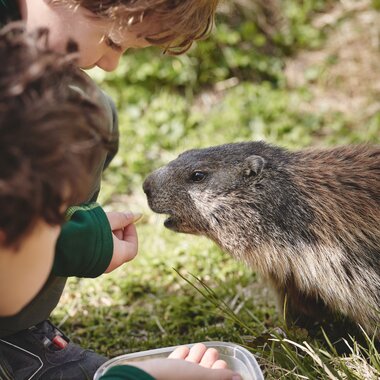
[143, 142, 314, 254]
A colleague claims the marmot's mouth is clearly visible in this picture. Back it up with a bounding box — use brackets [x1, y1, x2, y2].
[164, 215, 196, 235]
[164, 216, 176, 229]
[164, 215, 181, 231]
[148, 205, 179, 230]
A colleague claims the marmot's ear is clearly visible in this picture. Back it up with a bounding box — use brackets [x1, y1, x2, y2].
[243, 155, 266, 178]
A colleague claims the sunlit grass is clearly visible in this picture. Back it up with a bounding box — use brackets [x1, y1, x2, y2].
[53, 217, 380, 378]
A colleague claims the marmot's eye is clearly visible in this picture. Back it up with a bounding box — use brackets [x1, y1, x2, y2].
[190, 171, 207, 182]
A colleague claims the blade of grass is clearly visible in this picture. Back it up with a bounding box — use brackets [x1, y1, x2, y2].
[174, 269, 258, 335]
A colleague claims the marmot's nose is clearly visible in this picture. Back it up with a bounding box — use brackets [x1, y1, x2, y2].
[142, 176, 152, 198]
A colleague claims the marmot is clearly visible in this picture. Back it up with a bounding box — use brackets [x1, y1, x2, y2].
[143, 142, 380, 335]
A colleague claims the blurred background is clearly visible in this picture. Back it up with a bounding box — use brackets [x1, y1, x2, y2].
[95, 0, 380, 201]
[54, 1, 380, 378]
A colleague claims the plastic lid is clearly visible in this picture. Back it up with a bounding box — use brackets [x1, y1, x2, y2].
[94, 341, 264, 380]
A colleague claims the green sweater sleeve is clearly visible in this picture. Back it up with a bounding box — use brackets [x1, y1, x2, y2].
[99, 365, 155, 380]
[53, 203, 113, 278]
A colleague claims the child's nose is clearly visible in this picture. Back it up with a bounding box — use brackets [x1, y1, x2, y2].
[96, 53, 122, 72]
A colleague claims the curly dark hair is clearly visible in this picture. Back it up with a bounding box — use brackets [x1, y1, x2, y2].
[0, 23, 111, 247]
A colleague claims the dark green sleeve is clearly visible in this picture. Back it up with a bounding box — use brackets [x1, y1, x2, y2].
[99, 365, 156, 380]
[52, 203, 113, 278]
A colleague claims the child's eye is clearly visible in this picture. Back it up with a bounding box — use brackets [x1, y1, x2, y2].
[104, 37, 122, 52]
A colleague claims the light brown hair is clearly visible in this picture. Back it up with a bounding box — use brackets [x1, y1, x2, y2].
[0, 23, 111, 246]
[60, 0, 219, 54]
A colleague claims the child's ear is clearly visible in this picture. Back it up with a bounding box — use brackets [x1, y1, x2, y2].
[243, 155, 266, 178]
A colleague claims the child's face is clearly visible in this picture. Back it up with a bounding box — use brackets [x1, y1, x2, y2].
[24, 1, 151, 71]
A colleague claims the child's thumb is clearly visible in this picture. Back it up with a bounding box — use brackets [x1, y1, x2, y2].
[107, 211, 142, 230]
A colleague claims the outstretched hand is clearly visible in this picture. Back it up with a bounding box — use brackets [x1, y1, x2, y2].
[105, 212, 142, 273]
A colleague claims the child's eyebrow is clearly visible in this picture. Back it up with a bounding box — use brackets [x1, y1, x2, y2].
[105, 36, 123, 52]
[99, 34, 122, 51]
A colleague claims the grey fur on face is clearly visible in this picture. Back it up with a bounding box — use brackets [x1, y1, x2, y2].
[143, 141, 380, 335]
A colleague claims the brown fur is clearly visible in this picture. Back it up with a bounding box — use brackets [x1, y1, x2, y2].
[143, 142, 380, 335]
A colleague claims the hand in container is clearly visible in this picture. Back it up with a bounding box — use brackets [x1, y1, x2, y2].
[131, 343, 242, 380]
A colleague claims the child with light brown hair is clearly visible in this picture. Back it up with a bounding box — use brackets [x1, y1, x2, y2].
[0, 1, 222, 378]
[3, 0, 218, 70]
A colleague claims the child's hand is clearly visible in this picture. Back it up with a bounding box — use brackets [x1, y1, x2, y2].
[128, 343, 242, 380]
[104, 212, 141, 273]
[168, 343, 228, 369]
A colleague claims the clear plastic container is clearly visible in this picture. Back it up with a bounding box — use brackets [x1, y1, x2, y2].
[94, 341, 264, 380]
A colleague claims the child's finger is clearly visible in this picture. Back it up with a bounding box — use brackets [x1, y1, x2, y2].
[107, 212, 142, 230]
[114, 229, 123, 240]
[168, 346, 190, 359]
[199, 348, 219, 368]
[123, 223, 138, 245]
[131, 213, 143, 224]
[211, 359, 228, 370]
[112, 237, 138, 263]
[185, 343, 207, 363]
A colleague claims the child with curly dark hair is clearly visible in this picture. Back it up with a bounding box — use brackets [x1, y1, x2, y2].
[0, 0, 223, 377]
[0, 23, 240, 380]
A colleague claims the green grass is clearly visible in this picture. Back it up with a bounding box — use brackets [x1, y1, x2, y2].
[53, 217, 380, 378]
[52, 1, 380, 378]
